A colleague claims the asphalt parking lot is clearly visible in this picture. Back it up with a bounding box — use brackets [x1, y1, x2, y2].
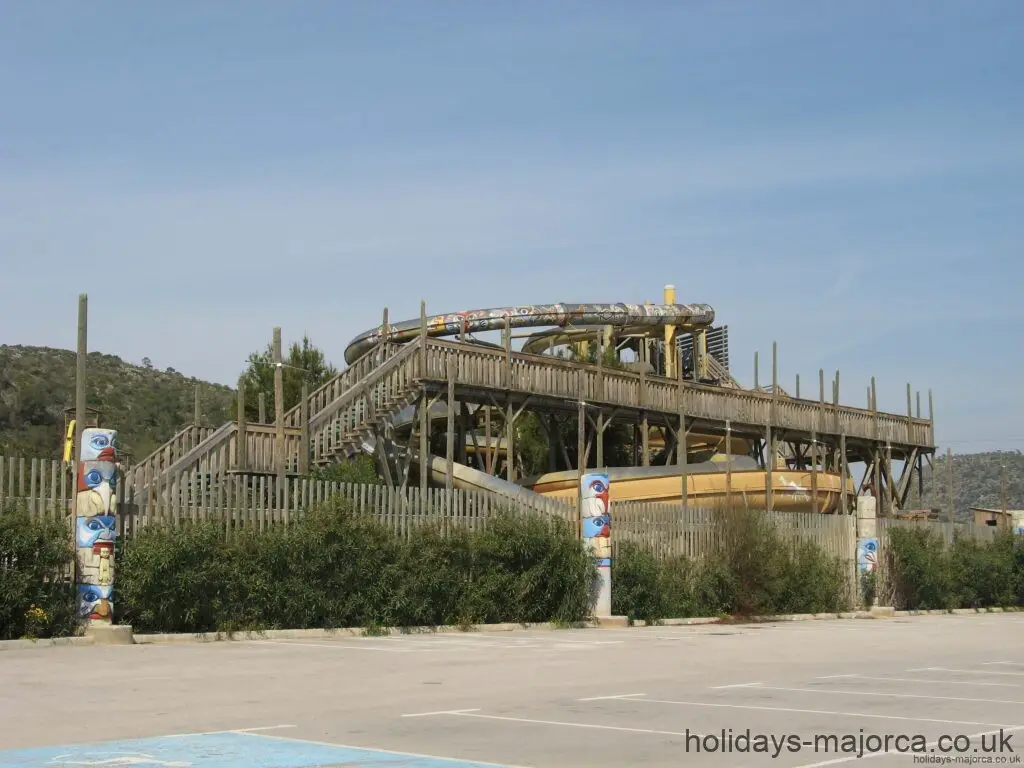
[2, 613, 1024, 767]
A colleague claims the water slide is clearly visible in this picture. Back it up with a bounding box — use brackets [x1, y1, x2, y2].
[344, 301, 715, 364]
[344, 299, 852, 512]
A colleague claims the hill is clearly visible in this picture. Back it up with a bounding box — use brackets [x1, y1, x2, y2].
[919, 449, 1024, 520]
[0, 345, 235, 463]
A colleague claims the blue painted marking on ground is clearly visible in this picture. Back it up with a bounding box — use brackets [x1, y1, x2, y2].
[0, 731, 510, 767]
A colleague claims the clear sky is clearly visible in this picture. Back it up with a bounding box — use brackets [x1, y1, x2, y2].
[1, 1, 1021, 454]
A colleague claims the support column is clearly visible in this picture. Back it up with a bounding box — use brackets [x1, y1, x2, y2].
[856, 494, 879, 608]
[236, 382, 248, 471]
[446, 358, 455, 495]
[580, 470, 612, 618]
[725, 420, 732, 507]
[75, 425, 122, 630]
[419, 392, 429, 494]
[273, 327, 285, 479]
[765, 421, 774, 512]
[299, 382, 309, 475]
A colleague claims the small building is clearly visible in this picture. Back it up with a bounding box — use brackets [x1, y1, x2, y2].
[970, 507, 1024, 534]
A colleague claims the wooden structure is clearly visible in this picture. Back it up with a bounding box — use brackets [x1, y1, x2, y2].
[118, 304, 936, 518]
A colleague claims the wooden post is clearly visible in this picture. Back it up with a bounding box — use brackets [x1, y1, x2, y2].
[839, 431, 848, 514]
[258, 393, 266, 425]
[885, 440, 894, 515]
[381, 306, 389, 358]
[577, 399, 586, 473]
[946, 446, 954, 521]
[754, 351, 759, 389]
[446, 357, 455, 495]
[506, 402, 516, 483]
[419, 300, 428, 375]
[819, 368, 825, 404]
[928, 389, 935, 446]
[906, 383, 913, 418]
[273, 327, 285, 478]
[765, 421, 773, 512]
[236, 382, 247, 471]
[725, 420, 732, 506]
[916, 391, 921, 419]
[810, 430, 819, 514]
[73, 294, 87, 516]
[795, 373, 800, 399]
[678, 368, 688, 509]
[596, 413, 605, 469]
[596, 329, 605, 401]
[772, 341, 778, 397]
[503, 314, 512, 388]
[299, 382, 309, 475]
[193, 385, 201, 427]
[419, 392, 429, 494]
[484, 406, 494, 474]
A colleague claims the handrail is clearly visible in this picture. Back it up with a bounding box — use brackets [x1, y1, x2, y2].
[420, 337, 933, 446]
[308, 342, 420, 433]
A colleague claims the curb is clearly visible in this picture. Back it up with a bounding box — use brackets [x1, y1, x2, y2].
[0, 636, 95, 651]
[3, 607, 1020, 650]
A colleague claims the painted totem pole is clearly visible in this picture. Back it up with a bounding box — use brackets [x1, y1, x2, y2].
[580, 472, 612, 616]
[75, 427, 119, 622]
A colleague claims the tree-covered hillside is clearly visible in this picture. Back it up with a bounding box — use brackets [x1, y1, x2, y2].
[920, 449, 1024, 520]
[0, 345, 235, 463]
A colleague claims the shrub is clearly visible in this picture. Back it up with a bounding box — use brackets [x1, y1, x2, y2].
[116, 498, 596, 634]
[612, 507, 852, 623]
[884, 526, 1022, 611]
[0, 504, 79, 640]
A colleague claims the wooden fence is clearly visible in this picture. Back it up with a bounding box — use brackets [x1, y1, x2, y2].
[0, 454, 578, 540]
[612, 500, 857, 561]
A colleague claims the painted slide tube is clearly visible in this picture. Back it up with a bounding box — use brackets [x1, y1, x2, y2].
[344, 302, 715, 363]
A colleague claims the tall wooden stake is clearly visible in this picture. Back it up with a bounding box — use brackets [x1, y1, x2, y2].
[73, 294, 87, 516]
[273, 327, 285, 479]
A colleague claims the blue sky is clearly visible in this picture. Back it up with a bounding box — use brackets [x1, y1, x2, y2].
[1, 1, 1021, 454]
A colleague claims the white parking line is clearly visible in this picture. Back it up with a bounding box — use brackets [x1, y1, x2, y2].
[608, 694, 1015, 728]
[820, 674, 1022, 688]
[710, 682, 763, 689]
[402, 708, 482, 718]
[984, 661, 1024, 666]
[578, 693, 646, 701]
[419, 709, 706, 738]
[907, 666, 1024, 676]
[752, 684, 1024, 706]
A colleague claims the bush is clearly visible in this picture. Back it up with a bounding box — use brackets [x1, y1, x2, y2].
[116, 499, 596, 634]
[612, 507, 852, 623]
[885, 527, 1022, 611]
[0, 504, 79, 640]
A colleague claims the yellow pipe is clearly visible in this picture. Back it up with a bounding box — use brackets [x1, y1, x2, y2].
[63, 420, 75, 463]
[663, 284, 676, 378]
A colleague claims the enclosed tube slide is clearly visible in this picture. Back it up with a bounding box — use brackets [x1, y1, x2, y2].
[344, 302, 715, 364]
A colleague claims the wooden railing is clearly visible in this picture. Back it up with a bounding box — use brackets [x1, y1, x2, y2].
[309, 342, 422, 463]
[420, 338, 934, 447]
[124, 330, 935, 493]
[282, 343, 403, 429]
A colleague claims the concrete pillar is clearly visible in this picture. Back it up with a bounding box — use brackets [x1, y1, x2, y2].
[76, 427, 130, 641]
[856, 495, 879, 608]
[581, 472, 612, 617]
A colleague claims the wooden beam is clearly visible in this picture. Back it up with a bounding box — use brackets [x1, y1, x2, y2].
[273, 327, 285, 479]
[236, 381, 247, 471]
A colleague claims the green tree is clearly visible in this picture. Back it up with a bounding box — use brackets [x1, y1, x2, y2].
[238, 334, 337, 423]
